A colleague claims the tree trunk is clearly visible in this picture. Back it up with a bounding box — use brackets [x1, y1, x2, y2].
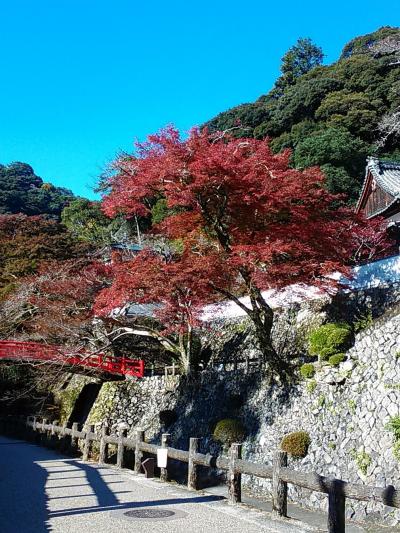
[242, 279, 289, 376]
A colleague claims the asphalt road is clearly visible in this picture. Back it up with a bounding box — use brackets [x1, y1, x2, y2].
[0, 435, 316, 533]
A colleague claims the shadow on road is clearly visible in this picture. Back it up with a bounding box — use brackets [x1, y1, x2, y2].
[0, 439, 51, 533]
[0, 438, 225, 531]
[48, 459, 224, 519]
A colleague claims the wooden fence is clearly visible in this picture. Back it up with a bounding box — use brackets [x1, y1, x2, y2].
[1, 415, 399, 533]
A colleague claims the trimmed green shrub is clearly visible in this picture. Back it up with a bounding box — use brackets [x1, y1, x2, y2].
[213, 419, 246, 446]
[308, 322, 352, 360]
[328, 353, 346, 367]
[300, 363, 315, 379]
[281, 431, 311, 459]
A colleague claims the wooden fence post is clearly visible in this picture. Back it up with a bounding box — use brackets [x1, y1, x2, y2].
[71, 422, 79, 454]
[228, 443, 242, 503]
[99, 426, 109, 464]
[134, 430, 145, 474]
[188, 437, 200, 490]
[32, 417, 39, 442]
[328, 480, 345, 533]
[51, 420, 58, 436]
[83, 424, 94, 461]
[59, 422, 68, 452]
[160, 433, 171, 482]
[41, 418, 48, 445]
[272, 450, 288, 517]
[117, 428, 127, 469]
[50, 420, 58, 448]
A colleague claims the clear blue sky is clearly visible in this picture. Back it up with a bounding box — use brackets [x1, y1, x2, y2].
[0, 1, 398, 198]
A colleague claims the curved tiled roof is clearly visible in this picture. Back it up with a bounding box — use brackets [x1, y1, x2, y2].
[367, 157, 400, 197]
[356, 157, 400, 215]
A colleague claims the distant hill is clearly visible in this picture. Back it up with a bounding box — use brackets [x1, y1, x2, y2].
[0, 162, 75, 217]
[205, 27, 400, 204]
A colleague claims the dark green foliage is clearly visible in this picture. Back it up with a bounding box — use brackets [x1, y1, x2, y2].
[340, 27, 400, 59]
[205, 27, 400, 203]
[300, 363, 315, 379]
[0, 162, 74, 217]
[273, 37, 324, 96]
[386, 416, 400, 462]
[328, 353, 346, 367]
[308, 323, 352, 360]
[386, 416, 400, 440]
[151, 198, 171, 225]
[206, 102, 270, 138]
[213, 418, 246, 446]
[61, 198, 119, 244]
[281, 431, 311, 458]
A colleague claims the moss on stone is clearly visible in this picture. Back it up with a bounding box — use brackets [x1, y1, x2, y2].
[350, 448, 371, 475]
[353, 311, 373, 333]
[88, 382, 120, 424]
[306, 379, 317, 394]
[317, 395, 326, 408]
[300, 363, 315, 379]
[328, 353, 346, 367]
[55, 386, 82, 424]
[348, 399, 356, 414]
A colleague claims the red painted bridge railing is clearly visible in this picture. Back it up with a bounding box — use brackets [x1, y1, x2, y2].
[0, 340, 144, 378]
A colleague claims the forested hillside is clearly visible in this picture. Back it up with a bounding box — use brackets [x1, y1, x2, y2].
[0, 162, 74, 217]
[206, 27, 400, 203]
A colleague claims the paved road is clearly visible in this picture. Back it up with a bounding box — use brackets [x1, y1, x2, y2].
[0, 436, 316, 533]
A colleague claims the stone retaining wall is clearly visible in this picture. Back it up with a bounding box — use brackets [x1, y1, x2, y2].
[81, 286, 400, 526]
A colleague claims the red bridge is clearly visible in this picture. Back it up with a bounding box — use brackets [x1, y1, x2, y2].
[0, 341, 144, 378]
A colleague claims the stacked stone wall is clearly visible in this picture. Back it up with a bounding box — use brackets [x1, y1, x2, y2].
[82, 285, 400, 526]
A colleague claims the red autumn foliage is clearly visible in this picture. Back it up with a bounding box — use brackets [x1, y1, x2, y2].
[0, 214, 89, 294]
[99, 127, 392, 371]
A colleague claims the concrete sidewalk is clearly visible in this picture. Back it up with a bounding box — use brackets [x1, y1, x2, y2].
[0, 436, 394, 532]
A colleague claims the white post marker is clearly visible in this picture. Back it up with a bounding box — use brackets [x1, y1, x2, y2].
[157, 448, 168, 468]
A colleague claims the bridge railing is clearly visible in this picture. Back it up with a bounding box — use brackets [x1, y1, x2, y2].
[0, 340, 144, 377]
[0, 415, 399, 533]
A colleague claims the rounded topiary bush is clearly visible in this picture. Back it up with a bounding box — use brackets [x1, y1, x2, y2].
[213, 418, 246, 447]
[308, 322, 352, 360]
[281, 431, 311, 459]
[300, 363, 315, 379]
[328, 353, 346, 367]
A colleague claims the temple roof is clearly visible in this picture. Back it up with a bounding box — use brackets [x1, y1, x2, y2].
[356, 157, 400, 216]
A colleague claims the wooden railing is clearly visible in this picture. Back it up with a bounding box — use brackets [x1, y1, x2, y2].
[1, 415, 399, 533]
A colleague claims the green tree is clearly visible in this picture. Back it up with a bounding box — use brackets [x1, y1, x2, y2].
[0, 162, 74, 217]
[293, 128, 370, 200]
[61, 198, 120, 245]
[204, 27, 400, 205]
[273, 37, 324, 96]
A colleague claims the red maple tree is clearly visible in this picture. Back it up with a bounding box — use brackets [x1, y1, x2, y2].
[98, 127, 391, 374]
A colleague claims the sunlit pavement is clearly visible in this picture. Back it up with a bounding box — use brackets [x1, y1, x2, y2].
[0, 435, 321, 532]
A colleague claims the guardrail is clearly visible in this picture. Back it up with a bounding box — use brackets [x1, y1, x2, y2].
[0, 340, 144, 377]
[1, 415, 398, 533]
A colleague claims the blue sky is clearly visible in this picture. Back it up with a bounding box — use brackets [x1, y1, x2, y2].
[0, 1, 399, 198]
